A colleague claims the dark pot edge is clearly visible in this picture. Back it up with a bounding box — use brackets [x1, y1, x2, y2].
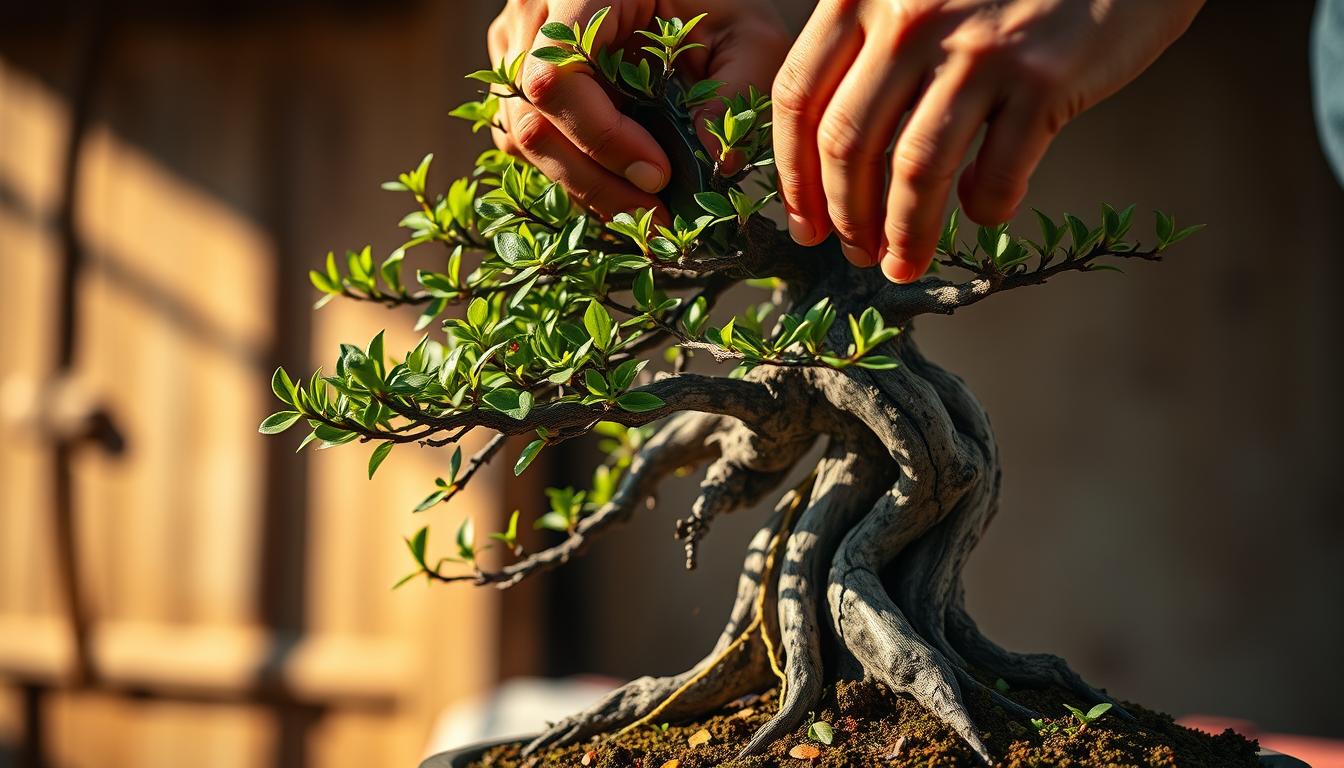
[419, 736, 1311, 768]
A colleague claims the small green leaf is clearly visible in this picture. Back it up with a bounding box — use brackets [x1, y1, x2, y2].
[584, 368, 610, 398]
[534, 511, 571, 532]
[584, 299, 614, 349]
[1168, 223, 1205, 246]
[807, 721, 834, 745]
[494, 230, 531, 265]
[259, 411, 302, 434]
[449, 446, 463, 484]
[368, 441, 393, 479]
[615, 391, 664, 413]
[271, 367, 299, 407]
[854, 355, 899, 370]
[532, 46, 584, 66]
[694, 191, 734, 218]
[414, 489, 447, 513]
[490, 510, 521, 548]
[406, 526, 429, 567]
[1086, 703, 1112, 721]
[456, 517, 476, 561]
[481, 387, 534, 420]
[466, 296, 490, 329]
[515, 438, 544, 476]
[580, 6, 610, 54]
[539, 22, 577, 44]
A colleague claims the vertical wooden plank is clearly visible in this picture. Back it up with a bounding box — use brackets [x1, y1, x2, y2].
[0, 59, 65, 620]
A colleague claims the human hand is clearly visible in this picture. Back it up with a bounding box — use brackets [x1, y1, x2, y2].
[487, 0, 790, 219]
[773, 0, 1204, 282]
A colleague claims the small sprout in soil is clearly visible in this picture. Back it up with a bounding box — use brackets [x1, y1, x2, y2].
[994, 677, 1011, 693]
[789, 743, 822, 760]
[1030, 717, 1060, 736]
[1064, 702, 1113, 734]
[807, 720, 835, 745]
[687, 728, 711, 748]
[657, 722, 670, 733]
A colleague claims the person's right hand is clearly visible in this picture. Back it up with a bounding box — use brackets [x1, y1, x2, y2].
[487, 0, 790, 219]
[771, 0, 1203, 283]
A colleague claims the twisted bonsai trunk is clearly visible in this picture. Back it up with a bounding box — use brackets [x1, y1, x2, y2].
[520, 240, 1125, 763]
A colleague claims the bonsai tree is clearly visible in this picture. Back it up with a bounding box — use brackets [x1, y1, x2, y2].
[260, 8, 1201, 763]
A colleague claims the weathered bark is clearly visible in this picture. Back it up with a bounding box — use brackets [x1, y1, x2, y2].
[526, 245, 1123, 764]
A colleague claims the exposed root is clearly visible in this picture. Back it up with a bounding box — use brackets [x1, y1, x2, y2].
[623, 483, 807, 736]
[739, 438, 890, 757]
[522, 504, 787, 755]
[828, 486, 993, 765]
[519, 332, 1134, 766]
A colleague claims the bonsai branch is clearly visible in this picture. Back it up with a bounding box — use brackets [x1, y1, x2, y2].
[428, 411, 725, 589]
[873, 244, 1162, 321]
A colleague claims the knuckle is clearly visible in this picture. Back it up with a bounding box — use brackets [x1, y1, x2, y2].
[816, 109, 867, 164]
[585, 114, 624, 158]
[826, 206, 872, 240]
[512, 109, 551, 151]
[948, 22, 1007, 63]
[521, 63, 562, 106]
[771, 72, 813, 119]
[893, 137, 953, 191]
[884, 215, 923, 254]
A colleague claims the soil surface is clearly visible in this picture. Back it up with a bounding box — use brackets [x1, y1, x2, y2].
[467, 679, 1259, 768]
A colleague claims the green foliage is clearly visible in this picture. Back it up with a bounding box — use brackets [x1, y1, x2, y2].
[1032, 702, 1113, 738]
[1064, 702, 1113, 732]
[935, 207, 1199, 281]
[807, 720, 835, 745]
[261, 7, 1196, 587]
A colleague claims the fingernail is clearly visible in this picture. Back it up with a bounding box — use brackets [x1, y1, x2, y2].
[840, 242, 871, 267]
[624, 161, 666, 194]
[788, 213, 816, 245]
[882, 253, 921, 283]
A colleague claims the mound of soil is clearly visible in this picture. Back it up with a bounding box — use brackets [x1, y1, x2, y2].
[469, 680, 1259, 768]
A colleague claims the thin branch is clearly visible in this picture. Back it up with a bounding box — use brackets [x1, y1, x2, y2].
[873, 245, 1162, 320]
[426, 412, 725, 589]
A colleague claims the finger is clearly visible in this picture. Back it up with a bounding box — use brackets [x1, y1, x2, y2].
[772, 2, 864, 246]
[521, 15, 670, 194]
[510, 102, 664, 221]
[816, 40, 924, 267]
[881, 63, 994, 283]
[956, 93, 1056, 225]
[486, 17, 514, 153]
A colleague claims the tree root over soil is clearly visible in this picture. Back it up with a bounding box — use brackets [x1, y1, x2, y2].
[473, 679, 1261, 768]
[493, 262, 1199, 766]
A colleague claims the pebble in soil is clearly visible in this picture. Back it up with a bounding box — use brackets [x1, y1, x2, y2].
[468, 679, 1260, 768]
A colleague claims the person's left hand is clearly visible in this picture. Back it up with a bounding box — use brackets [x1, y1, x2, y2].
[486, 0, 791, 219]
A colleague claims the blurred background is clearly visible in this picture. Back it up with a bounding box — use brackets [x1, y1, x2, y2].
[1, 1, 1341, 767]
